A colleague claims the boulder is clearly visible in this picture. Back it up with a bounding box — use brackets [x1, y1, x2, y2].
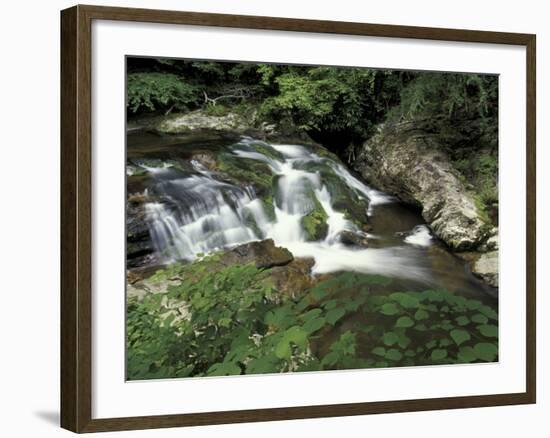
[220, 239, 294, 269]
[354, 123, 491, 250]
[156, 110, 250, 135]
[126, 202, 156, 268]
[269, 258, 316, 300]
[336, 230, 369, 247]
[472, 251, 499, 288]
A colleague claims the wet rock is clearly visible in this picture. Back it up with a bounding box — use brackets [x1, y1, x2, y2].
[354, 123, 491, 250]
[472, 251, 498, 288]
[190, 151, 218, 170]
[337, 230, 369, 247]
[220, 239, 294, 269]
[126, 201, 155, 268]
[301, 200, 329, 241]
[294, 160, 370, 226]
[479, 229, 499, 252]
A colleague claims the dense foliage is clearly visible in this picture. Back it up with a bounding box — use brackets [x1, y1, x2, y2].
[127, 256, 498, 380]
[127, 59, 498, 213]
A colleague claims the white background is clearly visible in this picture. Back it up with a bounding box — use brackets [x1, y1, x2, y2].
[0, 0, 547, 436]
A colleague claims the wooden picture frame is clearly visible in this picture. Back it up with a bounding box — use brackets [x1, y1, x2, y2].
[60, 4, 536, 433]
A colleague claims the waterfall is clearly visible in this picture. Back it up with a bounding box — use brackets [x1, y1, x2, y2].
[137, 138, 435, 281]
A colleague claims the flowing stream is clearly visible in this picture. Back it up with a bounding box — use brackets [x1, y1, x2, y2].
[127, 132, 494, 300]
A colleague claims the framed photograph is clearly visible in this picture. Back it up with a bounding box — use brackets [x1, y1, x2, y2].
[60, 5, 536, 433]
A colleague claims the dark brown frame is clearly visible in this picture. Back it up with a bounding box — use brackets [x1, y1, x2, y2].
[61, 4, 536, 433]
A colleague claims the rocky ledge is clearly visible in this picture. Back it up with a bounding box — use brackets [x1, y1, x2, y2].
[128, 239, 316, 301]
[154, 108, 315, 145]
[354, 122, 492, 251]
[353, 121, 498, 288]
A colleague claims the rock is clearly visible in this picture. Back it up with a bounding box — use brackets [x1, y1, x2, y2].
[485, 231, 499, 251]
[301, 200, 329, 241]
[156, 110, 250, 135]
[220, 239, 294, 269]
[270, 258, 316, 300]
[154, 108, 317, 146]
[190, 151, 218, 170]
[337, 230, 369, 247]
[127, 274, 179, 299]
[472, 251, 499, 288]
[126, 202, 156, 268]
[354, 123, 490, 250]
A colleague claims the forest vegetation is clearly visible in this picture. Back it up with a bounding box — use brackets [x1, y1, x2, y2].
[127, 58, 498, 212]
[126, 58, 499, 379]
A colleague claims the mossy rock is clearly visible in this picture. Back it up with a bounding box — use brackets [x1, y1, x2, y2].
[216, 154, 274, 197]
[236, 141, 285, 161]
[242, 209, 264, 239]
[261, 196, 277, 222]
[293, 161, 369, 226]
[301, 197, 329, 241]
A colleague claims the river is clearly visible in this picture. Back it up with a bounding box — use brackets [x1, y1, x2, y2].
[127, 131, 496, 303]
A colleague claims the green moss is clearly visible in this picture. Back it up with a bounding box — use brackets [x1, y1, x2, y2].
[243, 210, 264, 239]
[248, 143, 285, 161]
[301, 197, 329, 241]
[473, 195, 492, 225]
[217, 154, 274, 196]
[294, 161, 369, 226]
[204, 103, 231, 117]
[261, 195, 277, 222]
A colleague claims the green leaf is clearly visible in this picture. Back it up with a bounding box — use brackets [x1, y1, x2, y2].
[301, 308, 322, 322]
[471, 313, 489, 324]
[426, 340, 437, 349]
[395, 316, 414, 328]
[326, 308, 346, 325]
[207, 361, 241, 376]
[285, 326, 308, 349]
[361, 274, 392, 286]
[380, 302, 399, 315]
[431, 349, 448, 361]
[466, 299, 482, 310]
[275, 326, 308, 359]
[264, 306, 295, 329]
[323, 299, 338, 310]
[398, 333, 411, 349]
[372, 347, 386, 357]
[457, 346, 477, 363]
[345, 297, 366, 312]
[303, 317, 326, 334]
[455, 315, 470, 326]
[478, 324, 498, 338]
[390, 292, 420, 309]
[414, 309, 429, 320]
[479, 305, 498, 321]
[385, 349, 403, 361]
[275, 341, 292, 360]
[246, 355, 281, 374]
[295, 296, 311, 311]
[321, 351, 339, 367]
[474, 342, 498, 361]
[311, 287, 329, 300]
[414, 324, 428, 332]
[450, 329, 471, 346]
[382, 331, 399, 346]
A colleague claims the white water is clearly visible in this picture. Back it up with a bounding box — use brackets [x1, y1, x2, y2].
[140, 139, 434, 281]
[404, 225, 433, 247]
